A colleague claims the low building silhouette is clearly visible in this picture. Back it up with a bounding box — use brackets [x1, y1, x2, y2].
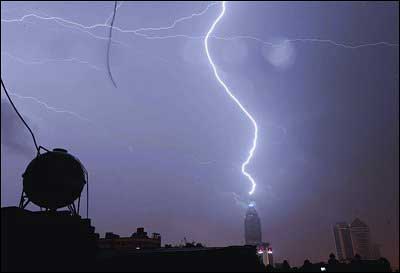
[267, 254, 393, 272]
[94, 245, 266, 272]
[98, 227, 161, 251]
[2, 206, 266, 272]
[1, 206, 98, 272]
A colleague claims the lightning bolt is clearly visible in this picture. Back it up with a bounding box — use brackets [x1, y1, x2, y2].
[1, 51, 104, 72]
[133, 2, 218, 33]
[0, 2, 218, 42]
[114, 32, 400, 49]
[4, 92, 91, 123]
[2, 88, 122, 152]
[2, 1, 398, 195]
[211, 35, 399, 49]
[205, 1, 257, 195]
[1, 51, 94, 123]
[1, 12, 130, 47]
[2, 2, 398, 50]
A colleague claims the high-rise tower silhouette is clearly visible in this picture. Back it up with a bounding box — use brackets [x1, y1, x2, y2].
[244, 203, 262, 245]
[333, 222, 354, 260]
[350, 218, 372, 260]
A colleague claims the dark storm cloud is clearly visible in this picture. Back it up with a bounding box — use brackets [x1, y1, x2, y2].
[1, 99, 35, 156]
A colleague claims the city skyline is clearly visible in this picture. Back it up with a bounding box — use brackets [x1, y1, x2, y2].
[1, 1, 398, 267]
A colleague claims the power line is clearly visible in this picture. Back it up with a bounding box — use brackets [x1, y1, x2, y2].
[106, 1, 118, 88]
[1, 78, 40, 153]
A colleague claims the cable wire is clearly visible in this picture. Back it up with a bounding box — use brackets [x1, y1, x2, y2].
[106, 1, 118, 88]
[1, 78, 40, 153]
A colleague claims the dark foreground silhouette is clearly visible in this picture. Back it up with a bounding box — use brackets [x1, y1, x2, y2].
[268, 254, 394, 272]
[2, 207, 97, 272]
[1, 207, 264, 272]
[1, 207, 395, 272]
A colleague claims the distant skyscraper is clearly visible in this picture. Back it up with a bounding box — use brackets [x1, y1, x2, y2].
[350, 218, 372, 260]
[371, 243, 381, 260]
[333, 222, 354, 261]
[244, 203, 262, 245]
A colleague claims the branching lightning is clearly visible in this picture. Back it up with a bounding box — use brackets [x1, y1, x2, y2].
[209, 35, 400, 49]
[2, 2, 398, 49]
[2, 1, 398, 196]
[0, 2, 218, 42]
[133, 2, 218, 33]
[1, 52, 94, 123]
[205, 1, 257, 195]
[1, 51, 104, 72]
[5, 92, 91, 123]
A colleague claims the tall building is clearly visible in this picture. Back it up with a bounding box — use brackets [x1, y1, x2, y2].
[244, 203, 262, 245]
[350, 218, 372, 260]
[371, 243, 381, 260]
[333, 222, 354, 261]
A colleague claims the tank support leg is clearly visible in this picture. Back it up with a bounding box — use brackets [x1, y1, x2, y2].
[18, 191, 30, 209]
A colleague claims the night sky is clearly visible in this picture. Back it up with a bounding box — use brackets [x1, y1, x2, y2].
[1, 1, 398, 267]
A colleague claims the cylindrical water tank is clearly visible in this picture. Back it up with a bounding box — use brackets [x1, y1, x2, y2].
[22, 148, 86, 210]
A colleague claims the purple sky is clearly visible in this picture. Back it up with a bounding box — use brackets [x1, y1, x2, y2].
[1, 1, 398, 267]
